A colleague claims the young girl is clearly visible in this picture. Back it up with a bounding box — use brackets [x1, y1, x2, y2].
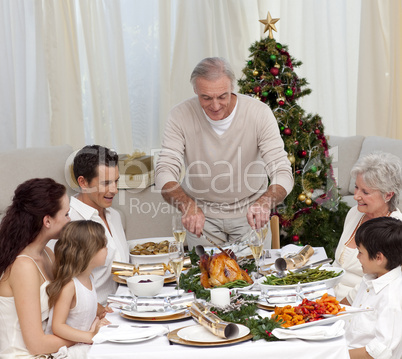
[46, 220, 111, 346]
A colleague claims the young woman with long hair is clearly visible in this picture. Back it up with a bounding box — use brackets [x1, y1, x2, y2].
[0, 178, 72, 357]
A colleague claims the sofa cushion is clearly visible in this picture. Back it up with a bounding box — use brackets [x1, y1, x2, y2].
[0, 145, 75, 217]
[348, 136, 402, 203]
[327, 135, 365, 196]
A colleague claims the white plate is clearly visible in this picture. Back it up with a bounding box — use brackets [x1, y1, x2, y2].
[298, 332, 344, 341]
[177, 324, 250, 343]
[119, 272, 175, 281]
[288, 310, 352, 330]
[121, 307, 187, 318]
[258, 267, 345, 290]
[107, 334, 157, 343]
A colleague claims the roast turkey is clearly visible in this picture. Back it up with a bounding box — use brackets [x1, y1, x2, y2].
[199, 251, 253, 288]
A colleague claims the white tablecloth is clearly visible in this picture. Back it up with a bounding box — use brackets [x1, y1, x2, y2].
[89, 247, 350, 359]
[88, 308, 350, 359]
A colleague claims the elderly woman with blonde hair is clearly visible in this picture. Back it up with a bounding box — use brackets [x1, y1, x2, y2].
[333, 151, 402, 302]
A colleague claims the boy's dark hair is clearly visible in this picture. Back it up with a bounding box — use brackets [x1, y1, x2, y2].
[73, 145, 118, 183]
[355, 217, 402, 270]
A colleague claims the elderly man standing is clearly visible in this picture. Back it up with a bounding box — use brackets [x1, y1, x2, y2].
[156, 57, 293, 249]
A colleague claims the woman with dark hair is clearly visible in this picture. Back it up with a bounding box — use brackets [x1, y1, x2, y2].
[0, 178, 72, 357]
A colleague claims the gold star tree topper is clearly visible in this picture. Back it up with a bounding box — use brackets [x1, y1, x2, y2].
[259, 11, 280, 39]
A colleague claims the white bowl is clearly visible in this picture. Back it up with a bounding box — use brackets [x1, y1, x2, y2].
[128, 237, 175, 266]
[258, 266, 345, 291]
[126, 274, 164, 297]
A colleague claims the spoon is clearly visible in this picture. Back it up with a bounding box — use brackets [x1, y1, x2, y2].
[274, 257, 287, 278]
[195, 245, 205, 257]
[321, 308, 374, 318]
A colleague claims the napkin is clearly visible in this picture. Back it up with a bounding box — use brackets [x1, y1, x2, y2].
[272, 320, 345, 340]
[280, 244, 304, 258]
[92, 324, 168, 343]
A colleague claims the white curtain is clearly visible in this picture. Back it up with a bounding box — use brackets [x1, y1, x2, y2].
[0, 0, 51, 149]
[357, 0, 402, 139]
[1, 0, 400, 153]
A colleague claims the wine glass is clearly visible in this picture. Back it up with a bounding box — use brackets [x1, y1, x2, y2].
[168, 241, 184, 295]
[172, 213, 186, 244]
[248, 230, 264, 280]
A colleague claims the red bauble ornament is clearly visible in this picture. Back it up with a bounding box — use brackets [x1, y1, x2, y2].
[314, 129, 321, 135]
[270, 67, 279, 76]
[253, 86, 261, 93]
[283, 128, 292, 136]
[298, 150, 307, 158]
[299, 120, 303, 126]
[278, 100, 285, 106]
[292, 235, 300, 242]
[294, 141, 299, 145]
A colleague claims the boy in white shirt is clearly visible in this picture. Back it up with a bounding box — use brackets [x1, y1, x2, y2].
[343, 217, 402, 359]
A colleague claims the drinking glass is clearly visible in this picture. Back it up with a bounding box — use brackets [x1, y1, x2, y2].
[172, 213, 186, 244]
[248, 230, 264, 280]
[255, 222, 269, 243]
[168, 241, 184, 294]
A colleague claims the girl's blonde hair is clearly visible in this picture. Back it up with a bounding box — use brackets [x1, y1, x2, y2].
[47, 220, 107, 308]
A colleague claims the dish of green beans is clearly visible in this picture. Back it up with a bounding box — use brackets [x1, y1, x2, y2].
[262, 266, 343, 286]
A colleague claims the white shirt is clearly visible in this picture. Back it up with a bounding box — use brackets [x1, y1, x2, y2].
[69, 195, 129, 304]
[204, 100, 238, 135]
[334, 206, 402, 301]
[345, 267, 402, 359]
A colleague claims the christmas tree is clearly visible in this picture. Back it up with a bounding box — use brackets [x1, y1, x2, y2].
[237, 12, 350, 258]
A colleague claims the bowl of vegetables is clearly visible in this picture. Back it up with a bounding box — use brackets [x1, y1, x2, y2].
[128, 237, 175, 266]
[258, 266, 345, 291]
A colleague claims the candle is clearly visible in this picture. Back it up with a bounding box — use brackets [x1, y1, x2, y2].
[210, 287, 230, 307]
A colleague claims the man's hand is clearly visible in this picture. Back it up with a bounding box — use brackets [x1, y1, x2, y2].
[181, 202, 205, 237]
[247, 196, 271, 229]
[247, 184, 287, 229]
[161, 181, 205, 236]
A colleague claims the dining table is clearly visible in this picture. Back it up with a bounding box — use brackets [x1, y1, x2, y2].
[88, 247, 351, 359]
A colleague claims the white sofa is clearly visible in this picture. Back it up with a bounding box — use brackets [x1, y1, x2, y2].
[327, 135, 402, 207]
[1, 136, 401, 241]
[0, 145, 173, 241]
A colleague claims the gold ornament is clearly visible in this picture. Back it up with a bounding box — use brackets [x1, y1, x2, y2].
[305, 198, 312, 205]
[288, 154, 295, 164]
[253, 69, 259, 76]
[259, 11, 280, 39]
[274, 63, 280, 68]
[298, 193, 306, 202]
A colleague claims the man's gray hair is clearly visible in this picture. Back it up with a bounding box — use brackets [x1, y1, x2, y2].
[351, 151, 402, 211]
[190, 57, 235, 91]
